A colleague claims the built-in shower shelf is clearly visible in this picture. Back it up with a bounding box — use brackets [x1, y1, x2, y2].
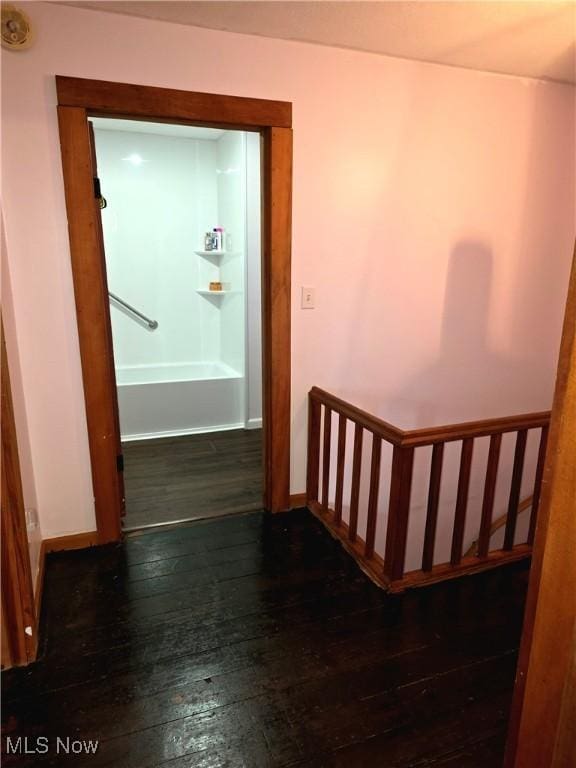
[195, 250, 237, 259]
[196, 289, 234, 297]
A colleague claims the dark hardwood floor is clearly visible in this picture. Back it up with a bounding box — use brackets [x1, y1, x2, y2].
[122, 429, 263, 529]
[1, 509, 528, 767]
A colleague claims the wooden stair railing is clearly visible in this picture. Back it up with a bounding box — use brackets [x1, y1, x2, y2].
[306, 387, 550, 592]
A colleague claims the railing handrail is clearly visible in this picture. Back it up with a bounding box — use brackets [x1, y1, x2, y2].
[402, 413, 550, 447]
[310, 387, 404, 444]
[310, 387, 550, 448]
[109, 292, 158, 330]
[307, 387, 551, 592]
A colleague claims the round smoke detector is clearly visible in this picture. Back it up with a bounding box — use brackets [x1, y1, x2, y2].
[1, 4, 34, 51]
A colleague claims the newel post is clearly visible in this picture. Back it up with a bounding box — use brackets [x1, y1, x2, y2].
[383, 444, 415, 582]
[306, 392, 322, 504]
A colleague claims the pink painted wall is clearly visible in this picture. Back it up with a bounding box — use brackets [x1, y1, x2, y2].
[1, 3, 574, 537]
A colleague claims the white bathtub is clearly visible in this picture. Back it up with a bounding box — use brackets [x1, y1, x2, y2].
[116, 362, 244, 441]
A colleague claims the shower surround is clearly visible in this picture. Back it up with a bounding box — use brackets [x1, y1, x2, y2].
[93, 121, 262, 440]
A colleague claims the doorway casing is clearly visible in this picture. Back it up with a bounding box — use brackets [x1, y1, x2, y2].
[56, 76, 292, 543]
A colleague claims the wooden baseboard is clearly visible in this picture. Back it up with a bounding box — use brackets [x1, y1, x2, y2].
[43, 531, 99, 553]
[390, 545, 532, 593]
[308, 501, 390, 591]
[289, 493, 307, 509]
[308, 501, 531, 594]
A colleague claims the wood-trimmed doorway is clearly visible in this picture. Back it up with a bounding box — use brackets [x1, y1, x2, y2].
[56, 76, 292, 544]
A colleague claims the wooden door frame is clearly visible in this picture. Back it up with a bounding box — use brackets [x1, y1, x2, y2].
[1, 319, 37, 666]
[504, 246, 576, 766]
[56, 76, 292, 544]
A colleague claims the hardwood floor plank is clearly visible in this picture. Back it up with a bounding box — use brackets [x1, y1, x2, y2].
[33, 621, 520, 739]
[1, 509, 528, 768]
[122, 429, 263, 529]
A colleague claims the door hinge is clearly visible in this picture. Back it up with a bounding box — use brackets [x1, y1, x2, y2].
[93, 177, 107, 209]
[117, 454, 124, 473]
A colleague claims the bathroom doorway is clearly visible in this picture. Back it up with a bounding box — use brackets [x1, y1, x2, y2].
[91, 118, 264, 529]
[56, 76, 292, 543]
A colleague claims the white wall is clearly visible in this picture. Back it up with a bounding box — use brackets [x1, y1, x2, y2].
[217, 131, 246, 378]
[246, 132, 263, 429]
[95, 128, 220, 371]
[95, 126, 259, 440]
[1, 3, 574, 537]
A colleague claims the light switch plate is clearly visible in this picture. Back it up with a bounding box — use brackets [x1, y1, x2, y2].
[301, 286, 315, 309]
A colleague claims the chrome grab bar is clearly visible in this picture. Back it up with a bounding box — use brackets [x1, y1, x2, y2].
[108, 292, 158, 330]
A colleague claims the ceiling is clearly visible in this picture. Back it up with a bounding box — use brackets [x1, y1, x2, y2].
[61, 1, 576, 84]
[91, 117, 225, 140]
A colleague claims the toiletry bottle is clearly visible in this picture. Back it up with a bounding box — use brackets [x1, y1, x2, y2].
[214, 227, 224, 251]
